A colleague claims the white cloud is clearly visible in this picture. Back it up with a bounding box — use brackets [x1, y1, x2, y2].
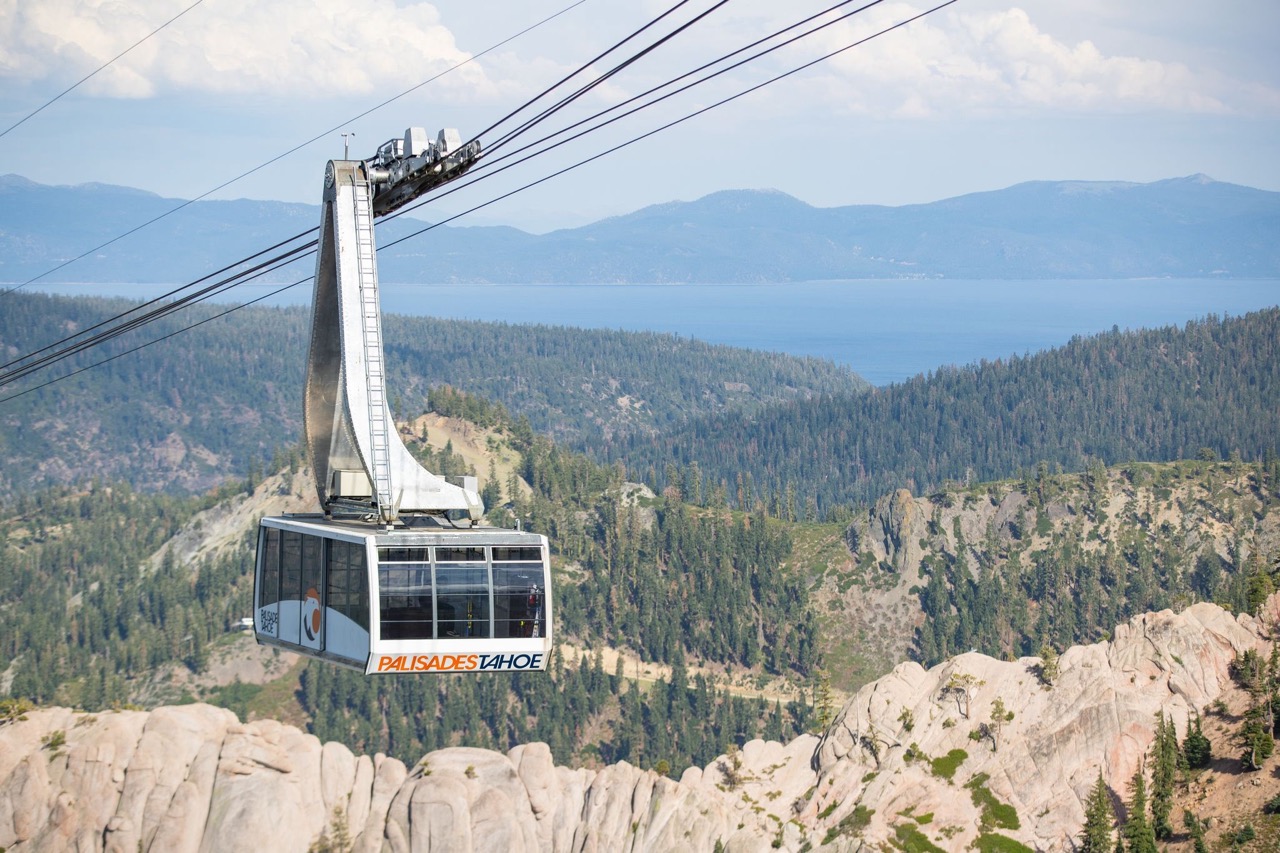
[3, 0, 1276, 120]
[787, 4, 1275, 117]
[0, 0, 495, 98]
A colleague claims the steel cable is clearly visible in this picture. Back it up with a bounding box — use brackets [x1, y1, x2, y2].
[0, 0, 959, 401]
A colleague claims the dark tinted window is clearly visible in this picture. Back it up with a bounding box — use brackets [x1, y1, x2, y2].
[436, 546, 485, 563]
[377, 549, 432, 640]
[281, 531, 303, 604]
[350, 542, 368, 630]
[258, 527, 281, 609]
[436, 564, 490, 639]
[493, 565, 544, 639]
[491, 546, 542, 562]
[327, 539, 370, 630]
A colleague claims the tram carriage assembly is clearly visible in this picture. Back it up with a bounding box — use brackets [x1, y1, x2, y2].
[253, 127, 552, 674]
[255, 517, 549, 674]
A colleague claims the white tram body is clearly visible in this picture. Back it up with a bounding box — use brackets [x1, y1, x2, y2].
[255, 516, 551, 674]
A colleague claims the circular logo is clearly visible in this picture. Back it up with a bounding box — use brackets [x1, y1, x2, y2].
[324, 162, 335, 188]
[303, 587, 322, 641]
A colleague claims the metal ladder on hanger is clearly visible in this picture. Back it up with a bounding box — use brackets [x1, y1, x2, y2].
[351, 177, 394, 521]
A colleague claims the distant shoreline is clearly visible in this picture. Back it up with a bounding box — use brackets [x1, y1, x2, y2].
[14, 279, 1279, 387]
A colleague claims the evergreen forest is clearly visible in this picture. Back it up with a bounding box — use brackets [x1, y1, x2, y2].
[0, 292, 866, 494]
[612, 309, 1280, 513]
[0, 410, 821, 774]
[1, 296, 1278, 783]
[897, 457, 1280, 666]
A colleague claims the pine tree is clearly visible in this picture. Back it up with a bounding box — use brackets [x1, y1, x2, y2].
[1238, 708, 1274, 770]
[1120, 768, 1157, 853]
[1182, 712, 1211, 769]
[1182, 810, 1208, 853]
[481, 458, 502, 510]
[765, 700, 784, 743]
[1037, 644, 1060, 687]
[1078, 771, 1115, 853]
[813, 672, 834, 734]
[1235, 645, 1277, 770]
[1149, 712, 1178, 839]
[987, 697, 1014, 753]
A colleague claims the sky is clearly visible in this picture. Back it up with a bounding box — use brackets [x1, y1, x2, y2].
[1, 0, 1278, 232]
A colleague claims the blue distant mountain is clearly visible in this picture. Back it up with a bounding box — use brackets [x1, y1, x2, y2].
[1, 173, 1277, 283]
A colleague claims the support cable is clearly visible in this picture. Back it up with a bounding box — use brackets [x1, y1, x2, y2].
[0, 230, 319, 373]
[0, 0, 591, 300]
[0, 0, 207, 141]
[467, 0, 699, 144]
[0, 0, 731, 364]
[408, 0, 890, 213]
[0, 242, 316, 388]
[481, 0, 733, 157]
[0, 276, 312, 406]
[0, 0, 958, 398]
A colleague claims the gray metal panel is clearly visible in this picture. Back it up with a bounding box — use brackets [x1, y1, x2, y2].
[255, 633, 369, 672]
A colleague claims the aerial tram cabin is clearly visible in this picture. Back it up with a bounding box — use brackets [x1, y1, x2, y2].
[253, 129, 552, 674]
[254, 516, 550, 674]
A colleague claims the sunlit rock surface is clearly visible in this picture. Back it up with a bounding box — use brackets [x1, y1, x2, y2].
[1, 595, 1274, 852]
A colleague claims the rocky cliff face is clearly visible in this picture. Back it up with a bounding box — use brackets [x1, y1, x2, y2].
[809, 597, 1277, 850]
[829, 463, 1280, 690]
[2, 596, 1275, 853]
[847, 464, 1280, 581]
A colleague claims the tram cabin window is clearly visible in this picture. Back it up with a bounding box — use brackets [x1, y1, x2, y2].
[301, 534, 323, 644]
[327, 539, 369, 631]
[279, 530, 303, 644]
[436, 546, 489, 639]
[259, 527, 282, 614]
[492, 546, 545, 639]
[379, 547, 431, 640]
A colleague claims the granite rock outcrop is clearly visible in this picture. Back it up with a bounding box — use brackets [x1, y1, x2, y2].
[1, 595, 1273, 852]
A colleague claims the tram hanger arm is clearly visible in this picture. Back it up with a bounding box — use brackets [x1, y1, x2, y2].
[305, 126, 484, 523]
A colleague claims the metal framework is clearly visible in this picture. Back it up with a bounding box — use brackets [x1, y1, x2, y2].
[303, 129, 483, 524]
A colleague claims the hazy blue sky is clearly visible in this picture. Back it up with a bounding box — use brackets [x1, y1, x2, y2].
[2, 0, 1278, 231]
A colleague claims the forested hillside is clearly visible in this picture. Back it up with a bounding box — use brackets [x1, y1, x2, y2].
[4, 292, 1278, 780]
[0, 480, 244, 706]
[612, 309, 1280, 513]
[854, 457, 1280, 668]
[5, 383, 1279, 773]
[0, 291, 865, 495]
[0, 401, 819, 773]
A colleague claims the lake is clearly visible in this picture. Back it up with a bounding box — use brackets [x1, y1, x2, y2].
[37, 278, 1280, 386]
[375, 279, 1279, 385]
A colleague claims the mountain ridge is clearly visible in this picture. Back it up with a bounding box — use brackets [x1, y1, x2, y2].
[615, 308, 1280, 510]
[3, 173, 1277, 282]
[0, 291, 865, 496]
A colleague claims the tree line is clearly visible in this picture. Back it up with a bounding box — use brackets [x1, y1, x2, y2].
[609, 310, 1280, 515]
[0, 291, 864, 497]
[302, 645, 812, 774]
[1, 401, 822, 774]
